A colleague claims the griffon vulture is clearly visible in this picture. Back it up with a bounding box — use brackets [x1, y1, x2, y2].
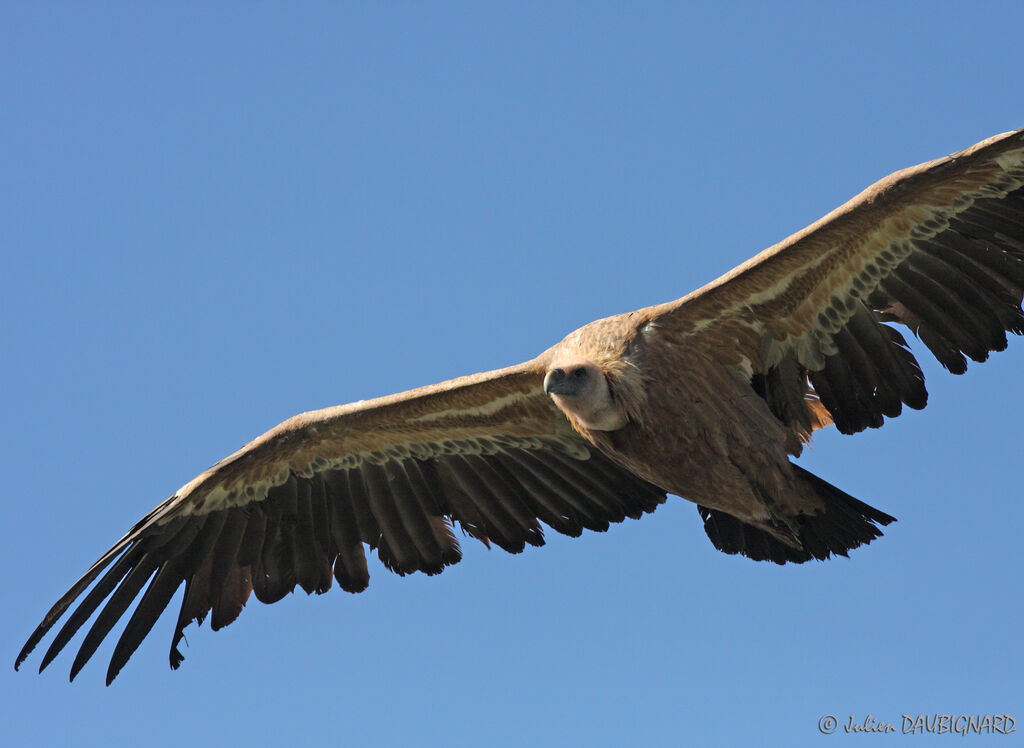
[16, 127, 1024, 685]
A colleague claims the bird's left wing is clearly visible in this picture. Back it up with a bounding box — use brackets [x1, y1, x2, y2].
[17, 359, 665, 684]
[645, 128, 1024, 435]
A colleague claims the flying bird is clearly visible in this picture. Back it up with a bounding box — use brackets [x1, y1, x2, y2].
[17, 128, 1024, 685]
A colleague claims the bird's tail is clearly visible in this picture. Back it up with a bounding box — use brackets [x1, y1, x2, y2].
[698, 464, 896, 564]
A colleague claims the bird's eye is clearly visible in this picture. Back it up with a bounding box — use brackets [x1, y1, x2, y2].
[572, 367, 586, 378]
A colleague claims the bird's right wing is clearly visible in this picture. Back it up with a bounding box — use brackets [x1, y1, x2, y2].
[17, 359, 666, 684]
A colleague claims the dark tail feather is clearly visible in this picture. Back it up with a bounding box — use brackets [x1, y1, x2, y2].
[698, 465, 896, 564]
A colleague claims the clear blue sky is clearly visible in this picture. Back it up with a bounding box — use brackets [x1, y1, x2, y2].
[3, 3, 1021, 746]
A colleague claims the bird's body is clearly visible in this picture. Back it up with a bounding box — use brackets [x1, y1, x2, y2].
[590, 342, 803, 524]
[548, 312, 793, 518]
[17, 127, 1024, 684]
[545, 308, 885, 558]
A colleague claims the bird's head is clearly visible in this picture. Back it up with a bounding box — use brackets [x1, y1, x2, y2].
[543, 359, 628, 431]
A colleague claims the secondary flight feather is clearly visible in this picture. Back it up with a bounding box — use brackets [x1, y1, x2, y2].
[17, 127, 1024, 684]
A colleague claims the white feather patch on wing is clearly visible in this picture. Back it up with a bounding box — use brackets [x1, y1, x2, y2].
[170, 433, 591, 518]
[407, 391, 534, 423]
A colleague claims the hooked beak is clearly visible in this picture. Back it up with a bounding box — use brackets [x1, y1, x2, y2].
[543, 368, 577, 396]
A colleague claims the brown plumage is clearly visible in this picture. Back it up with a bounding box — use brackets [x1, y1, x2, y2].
[16, 127, 1024, 684]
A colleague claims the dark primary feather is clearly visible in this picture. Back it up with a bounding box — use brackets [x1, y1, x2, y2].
[323, 470, 372, 593]
[797, 185, 1024, 435]
[16, 441, 665, 683]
